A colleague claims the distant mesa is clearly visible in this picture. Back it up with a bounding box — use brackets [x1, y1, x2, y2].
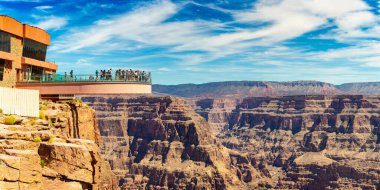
[153, 80, 380, 98]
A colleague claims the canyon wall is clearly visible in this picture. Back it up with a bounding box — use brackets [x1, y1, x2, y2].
[80, 96, 263, 189]
[187, 98, 239, 135]
[79, 94, 380, 189]
[219, 95, 380, 189]
[0, 100, 119, 190]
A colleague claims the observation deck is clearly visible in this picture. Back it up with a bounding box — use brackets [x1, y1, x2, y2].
[16, 73, 152, 98]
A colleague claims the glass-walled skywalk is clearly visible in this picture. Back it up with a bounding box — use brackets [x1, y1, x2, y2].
[18, 72, 152, 84]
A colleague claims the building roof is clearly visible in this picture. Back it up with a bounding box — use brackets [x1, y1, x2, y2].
[0, 15, 50, 45]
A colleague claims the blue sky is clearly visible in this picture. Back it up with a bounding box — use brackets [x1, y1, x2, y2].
[1, 0, 380, 84]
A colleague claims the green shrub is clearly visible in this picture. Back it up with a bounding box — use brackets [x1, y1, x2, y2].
[40, 159, 46, 168]
[39, 111, 46, 120]
[4, 115, 16, 125]
[48, 137, 55, 144]
[33, 137, 42, 143]
[31, 119, 37, 125]
[0, 108, 3, 115]
[39, 105, 48, 110]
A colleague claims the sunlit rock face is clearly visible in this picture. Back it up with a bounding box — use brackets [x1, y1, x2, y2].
[0, 100, 119, 190]
[81, 94, 380, 190]
[81, 96, 250, 190]
[219, 95, 380, 189]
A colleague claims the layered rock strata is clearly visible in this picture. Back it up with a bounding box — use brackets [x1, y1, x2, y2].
[221, 95, 380, 189]
[0, 100, 119, 190]
[80, 96, 249, 189]
[190, 98, 239, 135]
[153, 81, 340, 98]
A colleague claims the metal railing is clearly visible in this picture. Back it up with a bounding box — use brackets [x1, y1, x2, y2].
[20, 72, 152, 84]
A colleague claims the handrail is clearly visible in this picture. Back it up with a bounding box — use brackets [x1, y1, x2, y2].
[19, 72, 152, 84]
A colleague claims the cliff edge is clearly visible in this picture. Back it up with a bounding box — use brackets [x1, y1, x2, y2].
[0, 100, 119, 190]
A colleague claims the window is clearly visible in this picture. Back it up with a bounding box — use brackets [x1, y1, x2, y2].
[0, 59, 5, 81]
[25, 65, 44, 81]
[0, 31, 11, 53]
[22, 39, 47, 61]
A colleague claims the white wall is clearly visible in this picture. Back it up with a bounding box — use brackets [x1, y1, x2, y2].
[0, 87, 39, 117]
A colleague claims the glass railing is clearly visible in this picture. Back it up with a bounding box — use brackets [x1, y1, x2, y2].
[19, 72, 152, 84]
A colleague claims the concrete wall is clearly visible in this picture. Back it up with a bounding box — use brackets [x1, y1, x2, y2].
[0, 87, 39, 117]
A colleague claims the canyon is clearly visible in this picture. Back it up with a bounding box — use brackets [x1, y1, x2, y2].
[79, 93, 380, 189]
[80, 96, 246, 189]
[220, 95, 380, 189]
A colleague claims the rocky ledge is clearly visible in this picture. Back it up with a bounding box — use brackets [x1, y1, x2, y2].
[0, 100, 119, 190]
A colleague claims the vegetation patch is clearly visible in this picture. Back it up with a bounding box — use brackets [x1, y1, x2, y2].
[33, 137, 42, 143]
[40, 159, 46, 168]
[48, 137, 55, 144]
[39, 111, 46, 120]
[39, 105, 48, 110]
[48, 118, 53, 126]
[4, 115, 16, 125]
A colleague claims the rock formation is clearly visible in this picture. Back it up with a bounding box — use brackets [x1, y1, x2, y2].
[0, 100, 119, 190]
[219, 95, 380, 189]
[79, 94, 380, 189]
[80, 96, 250, 189]
[154, 81, 380, 99]
[336, 82, 380, 95]
[189, 98, 239, 135]
[153, 81, 340, 98]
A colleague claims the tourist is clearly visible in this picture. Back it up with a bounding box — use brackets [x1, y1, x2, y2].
[64, 72, 68, 81]
[70, 70, 73, 81]
[109, 68, 112, 81]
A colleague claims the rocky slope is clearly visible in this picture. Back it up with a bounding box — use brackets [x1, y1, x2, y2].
[80, 96, 267, 189]
[220, 95, 380, 189]
[336, 82, 380, 95]
[78, 94, 380, 189]
[154, 81, 380, 99]
[153, 81, 340, 98]
[0, 100, 119, 190]
[188, 98, 239, 135]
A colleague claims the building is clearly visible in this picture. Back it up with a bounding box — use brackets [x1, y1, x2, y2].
[0, 15, 151, 100]
[0, 15, 57, 88]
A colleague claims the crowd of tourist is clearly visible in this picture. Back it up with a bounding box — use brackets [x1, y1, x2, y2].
[96, 69, 150, 82]
[63, 68, 151, 82]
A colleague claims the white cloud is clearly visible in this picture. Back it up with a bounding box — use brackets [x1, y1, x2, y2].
[51, 0, 379, 68]
[35, 16, 68, 30]
[233, 0, 374, 41]
[336, 11, 375, 30]
[52, 0, 184, 52]
[35, 5, 53, 11]
[157, 67, 173, 72]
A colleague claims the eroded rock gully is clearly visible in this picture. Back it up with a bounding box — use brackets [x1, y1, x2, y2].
[188, 98, 240, 136]
[80, 96, 253, 189]
[219, 95, 380, 189]
[0, 100, 119, 190]
[80, 95, 380, 189]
